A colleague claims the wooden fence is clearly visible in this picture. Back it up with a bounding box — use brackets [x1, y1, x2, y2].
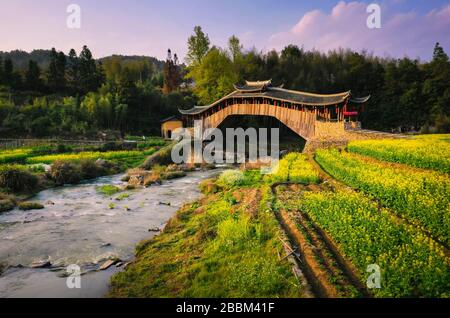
[0, 139, 106, 150]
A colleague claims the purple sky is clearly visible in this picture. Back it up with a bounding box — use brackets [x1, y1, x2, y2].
[0, 0, 449, 61]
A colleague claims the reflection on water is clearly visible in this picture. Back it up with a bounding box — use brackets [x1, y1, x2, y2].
[0, 169, 222, 298]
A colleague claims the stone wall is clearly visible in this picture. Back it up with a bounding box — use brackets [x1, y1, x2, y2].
[344, 121, 362, 130]
[303, 128, 407, 153]
[314, 121, 347, 139]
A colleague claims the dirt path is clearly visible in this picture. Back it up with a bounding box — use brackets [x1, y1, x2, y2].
[271, 182, 370, 298]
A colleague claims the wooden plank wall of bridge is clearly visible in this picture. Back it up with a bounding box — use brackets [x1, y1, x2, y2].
[201, 103, 316, 140]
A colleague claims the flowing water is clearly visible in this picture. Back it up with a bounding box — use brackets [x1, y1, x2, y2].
[0, 169, 222, 298]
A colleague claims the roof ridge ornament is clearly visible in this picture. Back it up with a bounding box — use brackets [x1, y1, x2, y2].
[244, 79, 272, 86]
[234, 79, 273, 93]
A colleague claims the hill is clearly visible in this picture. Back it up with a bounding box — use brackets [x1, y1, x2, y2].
[0, 50, 165, 72]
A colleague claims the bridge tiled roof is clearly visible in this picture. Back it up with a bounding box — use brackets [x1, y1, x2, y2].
[179, 80, 368, 115]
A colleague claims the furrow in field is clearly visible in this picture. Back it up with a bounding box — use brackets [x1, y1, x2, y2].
[273, 183, 368, 298]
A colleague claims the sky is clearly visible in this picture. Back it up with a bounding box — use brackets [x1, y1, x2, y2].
[0, 0, 449, 61]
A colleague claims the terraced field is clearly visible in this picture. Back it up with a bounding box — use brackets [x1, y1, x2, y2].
[270, 136, 450, 297]
[315, 148, 450, 245]
[347, 136, 450, 173]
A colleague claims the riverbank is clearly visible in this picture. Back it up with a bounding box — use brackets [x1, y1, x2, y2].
[0, 169, 222, 297]
[0, 139, 172, 213]
[109, 169, 303, 298]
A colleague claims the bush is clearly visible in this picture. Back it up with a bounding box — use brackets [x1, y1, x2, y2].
[137, 139, 166, 149]
[56, 144, 73, 154]
[0, 165, 39, 192]
[141, 144, 174, 170]
[163, 171, 187, 180]
[27, 164, 46, 173]
[49, 160, 82, 185]
[79, 159, 104, 179]
[217, 170, 244, 188]
[101, 142, 136, 152]
[143, 172, 162, 186]
[18, 201, 44, 211]
[0, 199, 15, 213]
[199, 179, 221, 195]
[0, 193, 17, 203]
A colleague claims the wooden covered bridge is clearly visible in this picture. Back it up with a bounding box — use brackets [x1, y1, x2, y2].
[176, 80, 370, 142]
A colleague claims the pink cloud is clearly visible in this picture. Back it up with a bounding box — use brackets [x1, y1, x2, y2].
[268, 1, 450, 61]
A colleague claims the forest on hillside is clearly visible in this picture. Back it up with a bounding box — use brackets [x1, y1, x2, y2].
[0, 26, 449, 138]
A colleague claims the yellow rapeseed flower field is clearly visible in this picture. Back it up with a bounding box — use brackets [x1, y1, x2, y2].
[315, 148, 450, 245]
[347, 137, 450, 173]
[299, 189, 450, 297]
[264, 153, 319, 184]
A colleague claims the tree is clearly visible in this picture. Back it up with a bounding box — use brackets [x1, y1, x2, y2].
[186, 26, 210, 65]
[432, 42, 449, 62]
[47, 48, 66, 92]
[0, 56, 3, 84]
[228, 35, 243, 62]
[3, 58, 14, 85]
[163, 49, 180, 94]
[25, 60, 42, 91]
[78, 45, 103, 94]
[67, 49, 80, 93]
[279, 45, 303, 88]
[423, 43, 450, 131]
[187, 48, 237, 104]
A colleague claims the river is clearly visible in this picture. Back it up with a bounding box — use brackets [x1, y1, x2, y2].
[0, 169, 222, 298]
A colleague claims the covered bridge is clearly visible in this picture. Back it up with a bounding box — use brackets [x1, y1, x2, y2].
[177, 80, 370, 141]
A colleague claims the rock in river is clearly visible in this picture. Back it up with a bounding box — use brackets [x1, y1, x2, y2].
[30, 261, 52, 268]
[99, 259, 121, 270]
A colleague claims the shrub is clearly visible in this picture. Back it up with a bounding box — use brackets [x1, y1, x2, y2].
[217, 170, 245, 188]
[0, 165, 39, 192]
[0, 193, 17, 203]
[49, 160, 82, 185]
[101, 142, 136, 152]
[141, 144, 174, 170]
[18, 202, 44, 211]
[199, 179, 221, 195]
[27, 164, 46, 173]
[0, 199, 15, 213]
[56, 144, 73, 154]
[79, 159, 104, 179]
[137, 139, 166, 149]
[163, 171, 187, 180]
[31, 144, 56, 155]
[143, 172, 162, 186]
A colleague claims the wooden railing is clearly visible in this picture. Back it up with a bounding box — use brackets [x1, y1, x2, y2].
[0, 138, 106, 150]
